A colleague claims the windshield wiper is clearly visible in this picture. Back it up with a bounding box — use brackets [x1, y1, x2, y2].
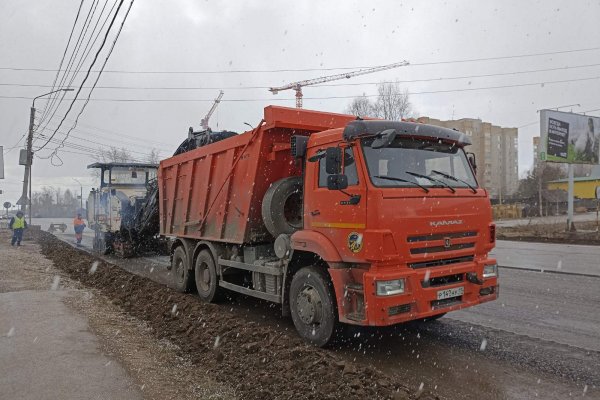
[430, 169, 477, 193]
[405, 171, 456, 193]
[374, 175, 429, 193]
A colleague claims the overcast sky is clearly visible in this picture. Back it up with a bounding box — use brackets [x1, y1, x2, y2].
[1, 0, 600, 205]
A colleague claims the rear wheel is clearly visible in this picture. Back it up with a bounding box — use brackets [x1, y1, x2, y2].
[172, 246, 193, 293]
[289, 266, 338, 347]
[194, 249, 221, 302]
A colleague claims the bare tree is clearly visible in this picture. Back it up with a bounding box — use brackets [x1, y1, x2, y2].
[346, 81, 413, 121]
[94, 146, 134, 163]
[146, 148, 160, 164]
[345, 94, 375, 117]
[373, 81, 412, 121]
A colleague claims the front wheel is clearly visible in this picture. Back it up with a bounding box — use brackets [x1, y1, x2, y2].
[289, 266, 338, 347]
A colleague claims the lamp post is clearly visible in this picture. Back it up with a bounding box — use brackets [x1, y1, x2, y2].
[18, 88, 74, 225]
[73, 178, 83, 211]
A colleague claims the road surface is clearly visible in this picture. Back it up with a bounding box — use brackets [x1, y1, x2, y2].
[492, 240, 600, 276]
[40, 220, 600, 399]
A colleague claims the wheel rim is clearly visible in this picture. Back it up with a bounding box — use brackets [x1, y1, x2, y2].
[197, 261, 211, 293]
[296, 284, 323, 326]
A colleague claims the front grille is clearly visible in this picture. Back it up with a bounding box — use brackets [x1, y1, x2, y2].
[410, 242, 475, 255]
[408, 231, 477, 243]
[389, 303, 412, 316]
[422, 273, 463, 288]
[431, 296, 462, 310]
[409, 255, 474, 269]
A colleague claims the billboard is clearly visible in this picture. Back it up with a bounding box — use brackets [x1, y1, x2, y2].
[540, 110, 600, 164]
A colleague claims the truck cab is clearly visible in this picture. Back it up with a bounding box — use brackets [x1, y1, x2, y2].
[288, 119, 497, 339]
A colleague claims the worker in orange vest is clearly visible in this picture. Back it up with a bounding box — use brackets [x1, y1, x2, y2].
[73, 213, 86, 246]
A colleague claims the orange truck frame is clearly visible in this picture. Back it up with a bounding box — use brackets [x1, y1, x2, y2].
[159, 106, 498, 346]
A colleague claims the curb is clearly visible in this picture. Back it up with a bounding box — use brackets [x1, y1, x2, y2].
[499, 265, 600, 279]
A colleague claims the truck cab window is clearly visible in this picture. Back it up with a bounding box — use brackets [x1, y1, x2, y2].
[318, 148, 359, 187]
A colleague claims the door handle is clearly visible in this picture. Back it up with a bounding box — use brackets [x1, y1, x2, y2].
[310, 210, 320, 216]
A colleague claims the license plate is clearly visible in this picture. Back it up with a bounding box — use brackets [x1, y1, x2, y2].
[437, 286, 464, 300]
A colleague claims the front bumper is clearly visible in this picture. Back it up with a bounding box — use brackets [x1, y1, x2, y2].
[329, 258, 498, 326]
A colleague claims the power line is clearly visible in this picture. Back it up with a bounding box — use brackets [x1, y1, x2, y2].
[34, 122, 165, 157]
[2, 46, 600, 75]
[51, 0, 135, 158]
[4, 62, 600, 92]
[38, 1, 120, 132]
[32, 109, 173, 147]
[4, 74, 599, 103]
[3, 134, 27, 154]
[36, 0, 125, 154]
[38, 0, 102, 125]
[37, 0, 85, 122]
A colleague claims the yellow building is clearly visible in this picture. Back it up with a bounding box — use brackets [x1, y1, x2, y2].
[547, 177, 600, 199]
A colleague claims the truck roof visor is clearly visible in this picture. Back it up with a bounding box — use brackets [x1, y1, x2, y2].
[342, 120, 472, 147]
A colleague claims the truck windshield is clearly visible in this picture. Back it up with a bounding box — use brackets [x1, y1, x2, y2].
[361, 137, 477, 189]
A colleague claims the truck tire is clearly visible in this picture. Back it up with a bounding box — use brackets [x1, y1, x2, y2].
[172, 246, 194, 293]
[262, 176, 303, 237]
[289, 266, 338, 347]
[194, 249, 221, 302]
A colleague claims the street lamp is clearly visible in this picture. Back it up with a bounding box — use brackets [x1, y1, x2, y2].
[18, 88, 74, 225]
[73, 178, 83, 212]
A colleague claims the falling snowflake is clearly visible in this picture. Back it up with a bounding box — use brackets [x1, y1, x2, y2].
[171, 304, 177, 315]
[214, 336, 221, 348]
[7, 327, 15, 337]
[89, 261, 99, 275]
[480, 338, 488, 351]
[50, 275, 60, 291]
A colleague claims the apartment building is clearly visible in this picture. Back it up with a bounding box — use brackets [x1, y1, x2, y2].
[417, 117, 519, 200]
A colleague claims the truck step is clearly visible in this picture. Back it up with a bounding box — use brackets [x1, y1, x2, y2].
[218, 280, 282, 303]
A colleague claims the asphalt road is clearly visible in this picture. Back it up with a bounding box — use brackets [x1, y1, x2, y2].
[492, 240, 600, 276]
[39, 218, 600, 353]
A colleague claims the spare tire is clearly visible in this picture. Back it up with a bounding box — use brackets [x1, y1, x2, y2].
[262, 177, 303, 237]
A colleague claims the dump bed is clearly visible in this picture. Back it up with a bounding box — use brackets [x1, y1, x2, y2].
[158, 106, 357, 244]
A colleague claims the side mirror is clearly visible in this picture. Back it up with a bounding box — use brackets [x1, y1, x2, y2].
[371, 129, 397, 149]
[325, 147, 342, 174]
[327, 174, 348, 190]
[467, 152, 477, 174]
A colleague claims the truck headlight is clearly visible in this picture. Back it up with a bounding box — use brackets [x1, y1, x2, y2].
[483, 264, 498, 278]
[376, 279, 405, 296]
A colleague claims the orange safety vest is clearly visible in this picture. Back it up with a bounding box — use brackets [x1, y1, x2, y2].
[74, 218, 85, 227]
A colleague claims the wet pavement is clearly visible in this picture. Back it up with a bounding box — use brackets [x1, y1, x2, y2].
[38, 218, 600, 399]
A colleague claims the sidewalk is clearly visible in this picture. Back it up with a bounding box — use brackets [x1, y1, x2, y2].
[0, 233, 142, 400]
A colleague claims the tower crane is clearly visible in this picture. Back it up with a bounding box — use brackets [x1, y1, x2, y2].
[200, 90, 224, 130]
[269, 60, 410, 108]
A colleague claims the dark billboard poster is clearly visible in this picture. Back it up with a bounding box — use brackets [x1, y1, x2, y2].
[547, 117, 569, 159]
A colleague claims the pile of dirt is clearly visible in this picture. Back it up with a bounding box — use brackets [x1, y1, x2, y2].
[497, 220, 600, 245]
[36, 232, 430, 400]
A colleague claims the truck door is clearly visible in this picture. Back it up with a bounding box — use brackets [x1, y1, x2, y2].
[304, 145, 368, 261]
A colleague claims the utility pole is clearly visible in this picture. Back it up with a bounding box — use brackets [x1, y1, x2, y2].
[17, 88, 73, 225]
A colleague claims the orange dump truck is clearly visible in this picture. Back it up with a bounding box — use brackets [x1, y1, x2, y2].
[159, 106, 498, 346]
